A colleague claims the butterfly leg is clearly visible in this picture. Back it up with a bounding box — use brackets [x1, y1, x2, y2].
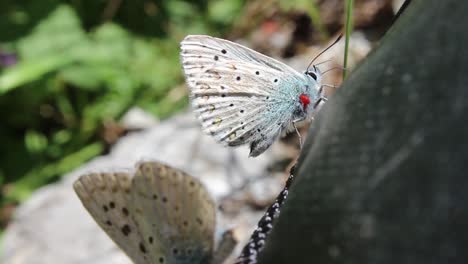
[322, 83, 338, 89]
[292, 121, 303, 149]
[314, 83, 336, 109]
[321, 66, 346, 76]
[212, 229, 238, 264]
[313, 96, 328, 109]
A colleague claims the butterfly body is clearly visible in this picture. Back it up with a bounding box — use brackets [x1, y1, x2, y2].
[180, 35, 323, 157]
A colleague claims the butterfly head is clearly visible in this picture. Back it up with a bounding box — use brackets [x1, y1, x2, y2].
[305, 65, 322, 85]
[298, 64, 322, 112]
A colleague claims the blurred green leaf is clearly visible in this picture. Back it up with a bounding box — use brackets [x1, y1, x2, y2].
[24, 130, 48, 154]
[17, 5, 86, 59]
[208, 0, 243, 25]
[6, 142, 104, 202]
[0, 55, 73, 94]
[0, 5, 89, 93]
[59, 65, 104, 90]
[52, 130, 71, 145]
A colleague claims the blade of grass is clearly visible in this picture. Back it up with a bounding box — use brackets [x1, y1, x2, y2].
[343, 0, 354, 80]
[0, 55, 74, 94]
[5, 142, 104, 202]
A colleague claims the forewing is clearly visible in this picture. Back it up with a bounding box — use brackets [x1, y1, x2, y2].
[180, 35, 303, 77]
[73, 172, 152, 264]
[180, 35, 306, 148]
[130, 161, 216, 264]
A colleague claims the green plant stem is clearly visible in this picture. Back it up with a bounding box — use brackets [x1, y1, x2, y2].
[343, 0, 354, 80]
[5, 142, 103, 202]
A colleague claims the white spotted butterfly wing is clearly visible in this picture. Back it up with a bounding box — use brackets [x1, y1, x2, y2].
[180, 35, 323, 157]
[74, 161, 235, 264]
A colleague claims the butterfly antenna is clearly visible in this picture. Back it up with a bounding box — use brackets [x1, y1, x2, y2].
[307, 34, 343, 71]
[313, 59, 332, 66]
[322, 66, 346, 75]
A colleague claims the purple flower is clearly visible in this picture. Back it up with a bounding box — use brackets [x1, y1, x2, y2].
[0, 51, 18, 67]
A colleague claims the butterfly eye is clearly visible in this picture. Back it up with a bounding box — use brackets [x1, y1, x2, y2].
[307, 71, 317, 81]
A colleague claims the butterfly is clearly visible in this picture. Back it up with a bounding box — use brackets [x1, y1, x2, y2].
[73, 161, 237, 264]
[180, 35, 339, 157]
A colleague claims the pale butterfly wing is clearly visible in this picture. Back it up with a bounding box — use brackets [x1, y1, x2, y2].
[130, 162, 216, 264]
[181, 35, 303, 78]
[73, 172, 152, 264]
[180, 35, 312, 156]
[74, 162, 226, 264]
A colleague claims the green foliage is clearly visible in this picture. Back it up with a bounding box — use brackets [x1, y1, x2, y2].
[0, 1, 244, 205]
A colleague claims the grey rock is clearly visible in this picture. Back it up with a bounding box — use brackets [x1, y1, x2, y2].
[120, 107, 160, 130]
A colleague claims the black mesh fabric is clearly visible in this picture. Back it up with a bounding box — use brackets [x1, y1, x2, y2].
[258, 0, 468, 263]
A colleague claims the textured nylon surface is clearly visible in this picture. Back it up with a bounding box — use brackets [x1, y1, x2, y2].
[258, 0, 468, 263]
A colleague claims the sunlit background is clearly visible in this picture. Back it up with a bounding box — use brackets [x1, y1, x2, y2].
[0, 0, 404, 262]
